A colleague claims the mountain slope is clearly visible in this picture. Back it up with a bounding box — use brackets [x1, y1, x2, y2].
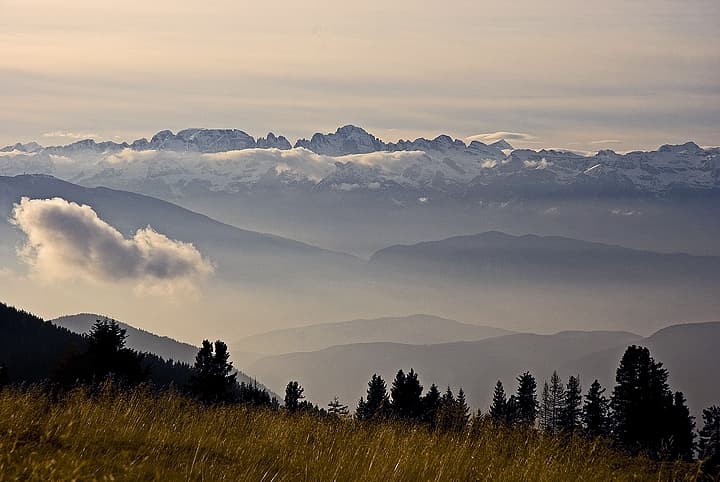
[369, 231, 720, 282]
[233, 314, 513, 355]
[247, 330, 643, 410]
[0, 174, 358, 281]
[52, 313, 266, 370]
[52, 314, 198, 364]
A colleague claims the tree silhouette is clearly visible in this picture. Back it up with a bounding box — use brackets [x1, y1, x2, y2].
[284, 381, 305, 412]
[489, 380, 507, 423]
[0, 364, 7, 390]
[390, 369, 423, 420]
[237, 381, 276, 408]
[421, 383, 441, 427]
[610, 345, 675, 458]
[516, 372, 538, 426]
[189, 340, 237, 403]
[356, 374, 389, 421]
[559, 375, 582, 434]
[327, 396, 349, 418]
[69, 319, 144, 387]
[436, 387, 469, 431]
[540, 371, 564, 434]
[583, 379, 610, 438]
[666, 391, 695, 461]
[699, 405, 720, 477]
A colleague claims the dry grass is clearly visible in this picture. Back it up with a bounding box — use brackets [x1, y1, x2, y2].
[0, 387, 703, 481]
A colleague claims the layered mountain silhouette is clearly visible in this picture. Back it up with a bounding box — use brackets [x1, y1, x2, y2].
[247, 322, 719, 417]
[234, 314, 514, 355]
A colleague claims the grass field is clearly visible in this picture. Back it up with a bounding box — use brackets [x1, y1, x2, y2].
[0, 387, 703, 481]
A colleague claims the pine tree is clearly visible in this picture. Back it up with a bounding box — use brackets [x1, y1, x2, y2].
[356, 374, 389, 421]
[666, 391, 695, 461]
[327, 396, 349, 418]
[540, 381, 551, 432]
[699, 405, 720, 477]
[390, 368, 423, 420]
[610, 345, 674, 458]
[421, 383, 441, 427]
[0, 364, 7, 390]
[489, 380, 507, 423]
[436, 387, 468, 431]
[189, 340, 238, 403]
[284, 381, 305, 412]
[505, 395, 520, 426]
[546, 371, 565, 434]
[516, 372, 538, 426]
[456, 388, 470, 428]
[559, 375, 582, 434]
[583, 379, 610, 438]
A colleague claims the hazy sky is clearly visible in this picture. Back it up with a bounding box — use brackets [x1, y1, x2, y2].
[1, 0, 718, 151]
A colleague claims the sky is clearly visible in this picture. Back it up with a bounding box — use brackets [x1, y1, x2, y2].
[1, 0, 718, 151]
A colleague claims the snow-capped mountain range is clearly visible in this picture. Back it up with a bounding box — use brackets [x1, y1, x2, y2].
[2, 125, 718, 199]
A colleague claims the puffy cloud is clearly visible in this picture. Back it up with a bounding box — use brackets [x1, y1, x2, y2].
[466, 132, 538, 144]
[11, 197, 213, 288]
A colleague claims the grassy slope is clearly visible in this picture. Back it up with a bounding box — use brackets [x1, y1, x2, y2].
[0, 388, 701, 481]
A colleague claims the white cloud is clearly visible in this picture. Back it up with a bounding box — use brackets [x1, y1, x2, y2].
[610, 208, 642, 217]
[11, 197, 213, 290]
[466, 132, 538, 144]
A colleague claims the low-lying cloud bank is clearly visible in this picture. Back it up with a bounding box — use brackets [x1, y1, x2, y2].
[11, 197, 213, 286]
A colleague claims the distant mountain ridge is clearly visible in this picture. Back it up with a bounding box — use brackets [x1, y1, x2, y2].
[248, 322, 720, 418]
[2, 125, 717, 199]
[234, 314, 514, 355]
[369, 231, 720, 282]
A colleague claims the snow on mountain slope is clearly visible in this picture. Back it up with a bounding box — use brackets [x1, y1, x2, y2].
[1, 126, 718, 198]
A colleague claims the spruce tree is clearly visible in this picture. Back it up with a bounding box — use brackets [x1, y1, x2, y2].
[547, 371, 565, 434]
[583, 379, 610, 438]
[699, 405, 720, 477]
[0, 364, 7, 390]
[559, 375, 582, 434]
[666, 391, 695, 461]
[356, 374, 389, 421]
[610, 345, 674, 458]
[421, 383, 442, 427]
[489, 380, 507, 423]
[284, 381, 305, 412]
[189, 340, 238, 403]
[327, 396, 349, 418]
[540, 381, 551, 432]
[436, 387, 468, 431]
[516, 372, 538, 426]
[390, 368, 423, 420]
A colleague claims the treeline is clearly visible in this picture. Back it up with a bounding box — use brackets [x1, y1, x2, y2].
[1, 302, 719, 476]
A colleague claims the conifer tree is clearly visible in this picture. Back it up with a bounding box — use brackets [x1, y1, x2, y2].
[421, 383, 442, 427]
[436, 387, 469, 431]
[390, 368, 423, 420]
[666, 391, 695, 461]
[456, 388, 470, 428]
[489, 380, 507, 423]
[559, 375, 582, 434]
[327, 396, 349, 418]
[284, 381, 305, 412]
[540, 381, 550, 431]
[699, 405, 720, 477]
[189, 340, 237, 403]
[611, 345, 674, 458]
[545, 371, 565, 434]
[0, 364, 7, 390]
[516, 372, 538, 426]
[356, 374, 389, 421]
[583, 379, 610, 438]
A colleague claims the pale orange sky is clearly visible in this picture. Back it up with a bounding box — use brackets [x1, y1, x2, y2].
[1, 0, 718, 150]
